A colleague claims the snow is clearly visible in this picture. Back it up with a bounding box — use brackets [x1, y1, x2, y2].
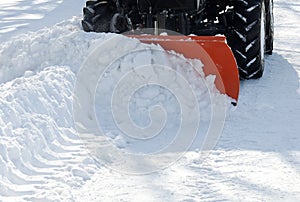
[0, 0, 87, 41]
[0, 0, 300, 201]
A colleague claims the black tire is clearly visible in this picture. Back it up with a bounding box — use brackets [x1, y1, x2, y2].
[227, 0, 267, 79]
[82, 1, 118, 33]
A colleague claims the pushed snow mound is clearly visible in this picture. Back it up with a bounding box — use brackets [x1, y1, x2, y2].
[73, 34, 231, 173]
[0, 17, 232, 198]
[0, 66, 97, 201]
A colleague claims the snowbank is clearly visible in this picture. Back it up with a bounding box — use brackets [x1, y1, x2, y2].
[0, 17, 229, 200]
[0, 18, 118, 200]
[0, 66, 97, 201]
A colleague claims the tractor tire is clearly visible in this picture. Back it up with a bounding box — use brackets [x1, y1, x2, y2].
[227, 0, 267, 79]
[82, 0, 126, 33]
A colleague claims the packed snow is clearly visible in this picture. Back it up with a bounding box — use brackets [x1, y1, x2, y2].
[0, 0, 300, 201]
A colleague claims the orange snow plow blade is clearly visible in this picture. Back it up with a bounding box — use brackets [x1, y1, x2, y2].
[129, 35, 240, 103]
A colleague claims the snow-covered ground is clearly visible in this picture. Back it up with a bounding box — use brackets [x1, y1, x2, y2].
[0, 0, 86, 41]
[0, 0, 300, 201]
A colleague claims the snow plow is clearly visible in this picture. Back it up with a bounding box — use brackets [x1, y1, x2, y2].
[81, 0, 274, 102]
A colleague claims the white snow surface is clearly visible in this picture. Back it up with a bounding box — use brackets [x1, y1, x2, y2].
[0, 0, 300, 201]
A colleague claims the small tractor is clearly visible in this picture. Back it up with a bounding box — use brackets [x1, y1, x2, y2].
[81, 0, 274, 101]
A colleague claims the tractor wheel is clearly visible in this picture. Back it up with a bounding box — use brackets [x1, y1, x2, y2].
[82, 1, 127, 33]
[227, 0, 267, 79]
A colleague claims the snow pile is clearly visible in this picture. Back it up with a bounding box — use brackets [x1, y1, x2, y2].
[0, 18, 113, 200]
[0, 66, 98, 201]
[0, 17, 229, 199]
[73, 34, 230, 173]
